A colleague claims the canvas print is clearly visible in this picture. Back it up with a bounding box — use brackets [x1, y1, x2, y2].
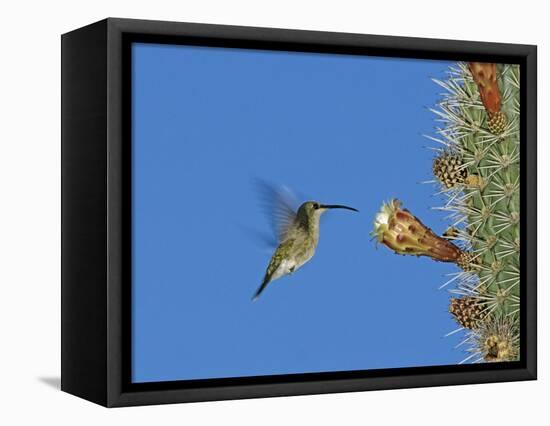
[131, 43, 520, 383]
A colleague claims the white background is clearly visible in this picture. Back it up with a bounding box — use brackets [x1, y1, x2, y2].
[0, 0, 546, 424]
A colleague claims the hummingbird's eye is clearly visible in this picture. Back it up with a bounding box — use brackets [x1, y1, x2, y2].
[313, 203, 320, 209]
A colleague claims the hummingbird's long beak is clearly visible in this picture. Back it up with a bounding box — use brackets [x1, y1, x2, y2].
[321, 204, 359, 212]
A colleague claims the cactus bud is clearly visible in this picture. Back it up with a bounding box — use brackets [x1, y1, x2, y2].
[449, 297, 486, 329]
[468, 62, 502, 114]
[433, 153, 467, 188]
[487, 111, 507, 135]
[478, 317, 519, 362]
[468, 62, 508, 135]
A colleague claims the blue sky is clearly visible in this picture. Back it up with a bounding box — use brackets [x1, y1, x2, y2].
[132, 42, 464, 383]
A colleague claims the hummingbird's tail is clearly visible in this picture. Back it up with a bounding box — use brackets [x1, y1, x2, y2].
[251, 278, 270, 302]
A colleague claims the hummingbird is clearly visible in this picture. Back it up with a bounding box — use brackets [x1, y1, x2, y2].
[252, 190, 358, 301]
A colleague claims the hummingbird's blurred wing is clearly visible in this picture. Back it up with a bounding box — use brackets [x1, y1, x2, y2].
[255, 180, 299, 243]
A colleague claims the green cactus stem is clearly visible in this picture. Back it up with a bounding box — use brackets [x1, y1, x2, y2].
[431, 62, 520, 361]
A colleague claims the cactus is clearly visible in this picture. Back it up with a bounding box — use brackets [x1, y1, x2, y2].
[431, 62, 520, 361]
[373, 62, 520, 362]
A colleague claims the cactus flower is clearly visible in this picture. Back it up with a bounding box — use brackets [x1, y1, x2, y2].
[373, 199, 464, 263]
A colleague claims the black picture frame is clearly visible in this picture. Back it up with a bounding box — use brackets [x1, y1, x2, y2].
[61, 17, 537, 407]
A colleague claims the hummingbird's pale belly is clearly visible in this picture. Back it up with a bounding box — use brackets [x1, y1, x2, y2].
[271, 253, 313, 282]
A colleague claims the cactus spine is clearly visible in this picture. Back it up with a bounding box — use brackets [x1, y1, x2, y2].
[373, 62, 520, 362]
